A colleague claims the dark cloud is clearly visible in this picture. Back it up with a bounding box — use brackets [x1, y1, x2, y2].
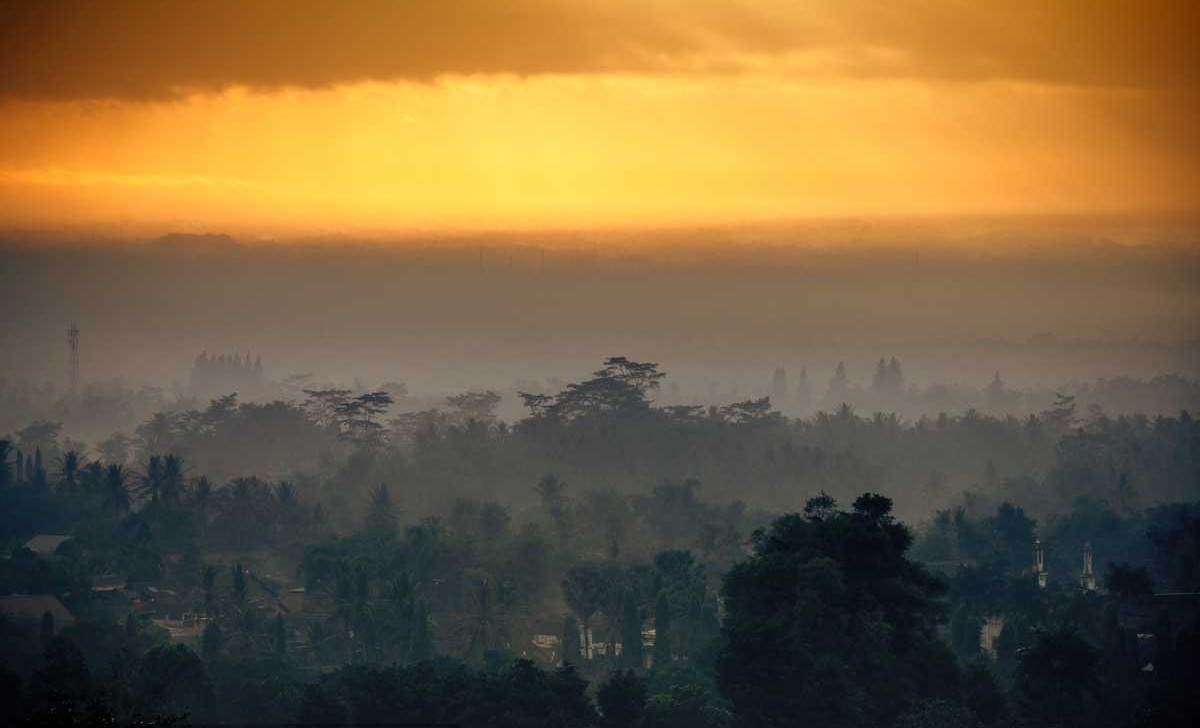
[0, 0, 1196, 101]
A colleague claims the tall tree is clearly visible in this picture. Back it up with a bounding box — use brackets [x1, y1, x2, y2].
[597, 669, 647, 728]
[335, 391, 394, 446]
[31, 448, 47, 489]
[620, 591, 644, 669]
[202, 565, 217, 616]
[653, 591, 672, 668]
[193, 476, 213, 540]
[365, 482, 398, 534]
[717, 493, 956, 728]
[160, 453, 185, 507]
[461, 578, 508, 663]
[55, 450, 83, 495]
[1012, 623, 1099, 728]
[562, 563, 606, 660]
[561, 614, 582, 666]
[103, 464, 130, 520]
[140, 455, 164, 506]
[0, 439, 12, 489]
[536, 474, 571, 549]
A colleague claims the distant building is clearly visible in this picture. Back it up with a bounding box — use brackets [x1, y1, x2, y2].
[280, 587, 307, 614]
[979, 616, 1005, 659]
[0, 594, 75, 632]
[91, 574, 127, 593]
[191, 351, 264, 399]
[923, 559, 977, 580]
[1032, 538, 1048, 588]
[1079, 541, 1097, 591]
[23, 534, 74, 557]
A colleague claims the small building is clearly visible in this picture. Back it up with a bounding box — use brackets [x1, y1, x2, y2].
[979, 616, 1005, 658]
[280, 587, 307, 614]
[91, 574, 127, 593]
[0, 594, 76, 632]
[23, 534, 74, 557]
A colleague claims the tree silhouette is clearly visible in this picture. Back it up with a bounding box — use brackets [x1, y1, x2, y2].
[597, 669, 646, 728]
[54, 450, 83, 496]
[536, 474, 571, 549]
[563, 562, 606, 660]
[0, 439, 14, 489]
[1013, 623, 1099, 727]
[365, 482, 398, 535]
[102, 463, 130, 520]
[620, 590, 643, 669]
[717, 493, 954, 727]
[1103, 562, 1154, 599]
[460, 578, 508, 663]
[653, 591, 672, 667]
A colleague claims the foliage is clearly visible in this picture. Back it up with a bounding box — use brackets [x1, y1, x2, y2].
[717, 493, 955, 728]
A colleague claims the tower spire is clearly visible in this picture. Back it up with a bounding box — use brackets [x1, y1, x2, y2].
[1033, 537, 1048, 588]
[1079, 541, 1096, 591]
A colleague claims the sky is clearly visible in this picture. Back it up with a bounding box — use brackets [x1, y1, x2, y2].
[0, 0, 1197, 234]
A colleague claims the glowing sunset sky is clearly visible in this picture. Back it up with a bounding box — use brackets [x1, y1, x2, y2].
[0, 0, 1197, 233]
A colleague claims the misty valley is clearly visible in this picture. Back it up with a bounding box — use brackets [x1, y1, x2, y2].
[1, 349, 1197, 727]
[2, 1, 1199, 725]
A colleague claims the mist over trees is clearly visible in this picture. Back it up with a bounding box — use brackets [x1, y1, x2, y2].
[1, 0, 1197, 717]
[1, 348, 1197, 726]
[2, 235, 1198, 400]
[2, 219, 1199, 728]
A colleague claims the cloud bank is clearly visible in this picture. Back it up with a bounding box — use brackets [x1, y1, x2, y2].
[2, 0, 1196, 101]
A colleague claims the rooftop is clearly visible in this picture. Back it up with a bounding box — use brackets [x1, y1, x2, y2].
[0, 594, 76, 624]
[23, 534, 74, 556]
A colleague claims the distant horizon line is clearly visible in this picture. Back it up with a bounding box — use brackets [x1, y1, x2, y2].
[1, 211, 1199, 251]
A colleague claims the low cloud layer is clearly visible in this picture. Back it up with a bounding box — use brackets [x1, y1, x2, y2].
[2, 0, 1197, 101]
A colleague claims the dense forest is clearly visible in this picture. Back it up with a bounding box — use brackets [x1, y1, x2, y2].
[4, 0, 1198, 724]
[1, 356, 1197, 726]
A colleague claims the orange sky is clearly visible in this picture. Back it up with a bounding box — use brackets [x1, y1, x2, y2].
[0, 0, 1197, 234]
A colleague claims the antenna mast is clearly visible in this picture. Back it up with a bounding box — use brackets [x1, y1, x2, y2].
[67, 323, 80, 399]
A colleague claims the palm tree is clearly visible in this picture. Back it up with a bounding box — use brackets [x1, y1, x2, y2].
[202, 565, 217, 617]
[103, 464, 130, 520]
[275, 481, 299, 511]
[139, 455, 164, 506]
[220, 477, 274, 549]
[459, 578, 508, 662]
[365, 482, 398, 534]
[193, 476, 214, 541]
[562, 563, 605, 660]
[0, 439, 13, 489]
[332, 564, 372, 662]
[160, 454, 186, 507]
[80, 461, 104, 501]
[536, 474, 571, 549]
[55, 450, 83, 495]
[273, 481, 302, 541]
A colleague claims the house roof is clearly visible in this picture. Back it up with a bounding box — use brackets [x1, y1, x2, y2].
[24, 534, 74, 556]
[0, 594, 75, 624]
[91, 574, 127, 592]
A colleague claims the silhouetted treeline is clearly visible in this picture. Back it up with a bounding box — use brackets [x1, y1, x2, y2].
[4, 358, 1198, 526]
[1, 356, 1198, 727]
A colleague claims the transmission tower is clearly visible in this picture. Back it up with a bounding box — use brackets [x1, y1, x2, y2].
[67, 323, 80, 399]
